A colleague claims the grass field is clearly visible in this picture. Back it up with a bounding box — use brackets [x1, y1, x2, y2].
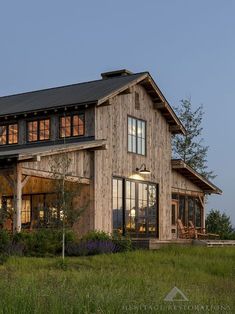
[0, 246, 234, 313]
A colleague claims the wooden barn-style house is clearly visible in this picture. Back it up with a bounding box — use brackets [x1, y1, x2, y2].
[0, 69, 221, 240]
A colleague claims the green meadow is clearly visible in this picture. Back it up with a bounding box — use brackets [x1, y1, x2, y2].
[0, 247, 234, 313]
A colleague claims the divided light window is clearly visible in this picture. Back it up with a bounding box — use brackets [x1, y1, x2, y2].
[128, 116, 146, 155]
[0, 124, 18, 145]
[59, 113, 85, 138]
[27, 119, 50, 142]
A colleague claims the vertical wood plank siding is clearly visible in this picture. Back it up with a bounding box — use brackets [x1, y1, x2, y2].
[94, 84, 172, 240]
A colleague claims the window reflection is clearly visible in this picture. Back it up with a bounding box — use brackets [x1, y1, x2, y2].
[112, 179, 158, 237]
[128, 117, 146, 155]
[0, 124, 18, 145]
[60, 114, 84, 138]
[173, 194, 202, 228]
[112, 178, 123, 234]
[28, 119, 50, 142]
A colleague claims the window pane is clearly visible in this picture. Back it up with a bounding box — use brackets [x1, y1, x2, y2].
[128, 117, 146, 155]
[148, 185, 157, 216]
[179, 196, 186, 225]
[21, 197, 31, 224]
[73, 114, 84, 136]
[112, 178, 123, 234]
[8, 124, 18, 144]
[142, 139, 145, 155]
[0, 125, 7, 144]
[28, 121, 38, 142]
[137, 137, 141, 154]
[172, 204, 176, 225]
[137, 120, 142, 137]
[60, 116, 71, 138]
[128, 117, 132, 134]
[188, 197, 195, 225]
[132, 135, 136, 153]
[195, 199, 201, 228]
[39, 119, 50, 140]
[141, 121, 145, 138]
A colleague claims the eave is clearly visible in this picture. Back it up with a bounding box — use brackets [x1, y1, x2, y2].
[98, 72, 186, 135]
[172, 159, 222, 195]
[0, 139, 107, 163]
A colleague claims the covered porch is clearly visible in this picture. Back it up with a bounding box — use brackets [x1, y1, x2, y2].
[0, 140, 106, 233]
[171, 159, 222, 240]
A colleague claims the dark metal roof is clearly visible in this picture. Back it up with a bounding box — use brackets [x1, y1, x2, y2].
[0, 72, 146, 116]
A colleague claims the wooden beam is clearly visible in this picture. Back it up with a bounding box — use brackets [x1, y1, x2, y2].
[87, 144, 108, 151]
[153, 102, 165, 110]
[17, 140, 107, 161]
[21, 175, 30, 188]
[15, 163, 22, 233]
[99, 99, 111, 107]
[22, 168, 90, 185]
[169, 125, 182, 133]
[3, 174, 14, 189]
[118, 87, 132, 95]
[198, 196, 204, 209]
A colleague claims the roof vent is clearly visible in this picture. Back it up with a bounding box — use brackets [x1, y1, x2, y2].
[101, 69, 133, 79]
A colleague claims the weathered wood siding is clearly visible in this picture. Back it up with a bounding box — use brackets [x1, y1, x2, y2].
[172, 170, 204, 195]
[22, 150, 93, 179]
[94, 84, 172, 240]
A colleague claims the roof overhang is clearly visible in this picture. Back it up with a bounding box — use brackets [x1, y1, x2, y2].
[172, 159, 222, 195]
[0, 140, 107, 163]
[97, 72, 186, 135]
[140, 74, 186, 135]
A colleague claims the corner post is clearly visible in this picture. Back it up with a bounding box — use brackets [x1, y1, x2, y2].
[15, 163, 22, 233]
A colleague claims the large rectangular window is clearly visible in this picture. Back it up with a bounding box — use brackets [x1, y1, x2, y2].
[128, 116, 146, 155]
[0, 123, 18, 145]
[59, 113, 85, 138]
[27, 119, 50, 142]
[112, 178, 158, 237]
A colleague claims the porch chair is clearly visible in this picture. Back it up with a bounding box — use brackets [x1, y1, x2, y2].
[188, 221, 219, 240]
[177, 219, 195, 239]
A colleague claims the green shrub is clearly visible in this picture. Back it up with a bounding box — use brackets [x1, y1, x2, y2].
[81, 230, 112, 241]
[12, 229, 76, 257]
[112, 234, 133, 252]
[0, 229, 11, 253]
[0, 253, 8, 265]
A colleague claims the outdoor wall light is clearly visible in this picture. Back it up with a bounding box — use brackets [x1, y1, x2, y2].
[136, 163, 151, 175]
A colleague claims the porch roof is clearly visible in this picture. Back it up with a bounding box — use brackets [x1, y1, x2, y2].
[0, 139, 107, 162]
[171, 159, 222, 195]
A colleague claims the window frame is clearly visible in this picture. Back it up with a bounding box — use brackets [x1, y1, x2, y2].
[127, 115, 146, 156]
[27, 118, 51, 143]
[112, 176, 159, 238]
[59, 112, 85, 139]
[0, 123, 18, 145]
[172, 193, 203, 228]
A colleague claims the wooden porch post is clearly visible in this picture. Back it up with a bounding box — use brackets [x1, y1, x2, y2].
[15, 163, 22, 233]
[202, 196, 206, 229]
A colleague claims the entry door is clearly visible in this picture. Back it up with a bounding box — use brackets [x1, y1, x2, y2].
[171, 200, 178, 239]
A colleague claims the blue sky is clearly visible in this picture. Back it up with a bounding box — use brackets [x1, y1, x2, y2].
[0, 1, 234, 224]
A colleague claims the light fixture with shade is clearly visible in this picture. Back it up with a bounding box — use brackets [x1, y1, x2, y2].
[136, 163, 151, 175]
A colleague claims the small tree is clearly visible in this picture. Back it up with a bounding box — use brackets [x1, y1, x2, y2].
[173, 99, 215, 180]
[50, 153, 86, 259]
[206, 209, 234, 239]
